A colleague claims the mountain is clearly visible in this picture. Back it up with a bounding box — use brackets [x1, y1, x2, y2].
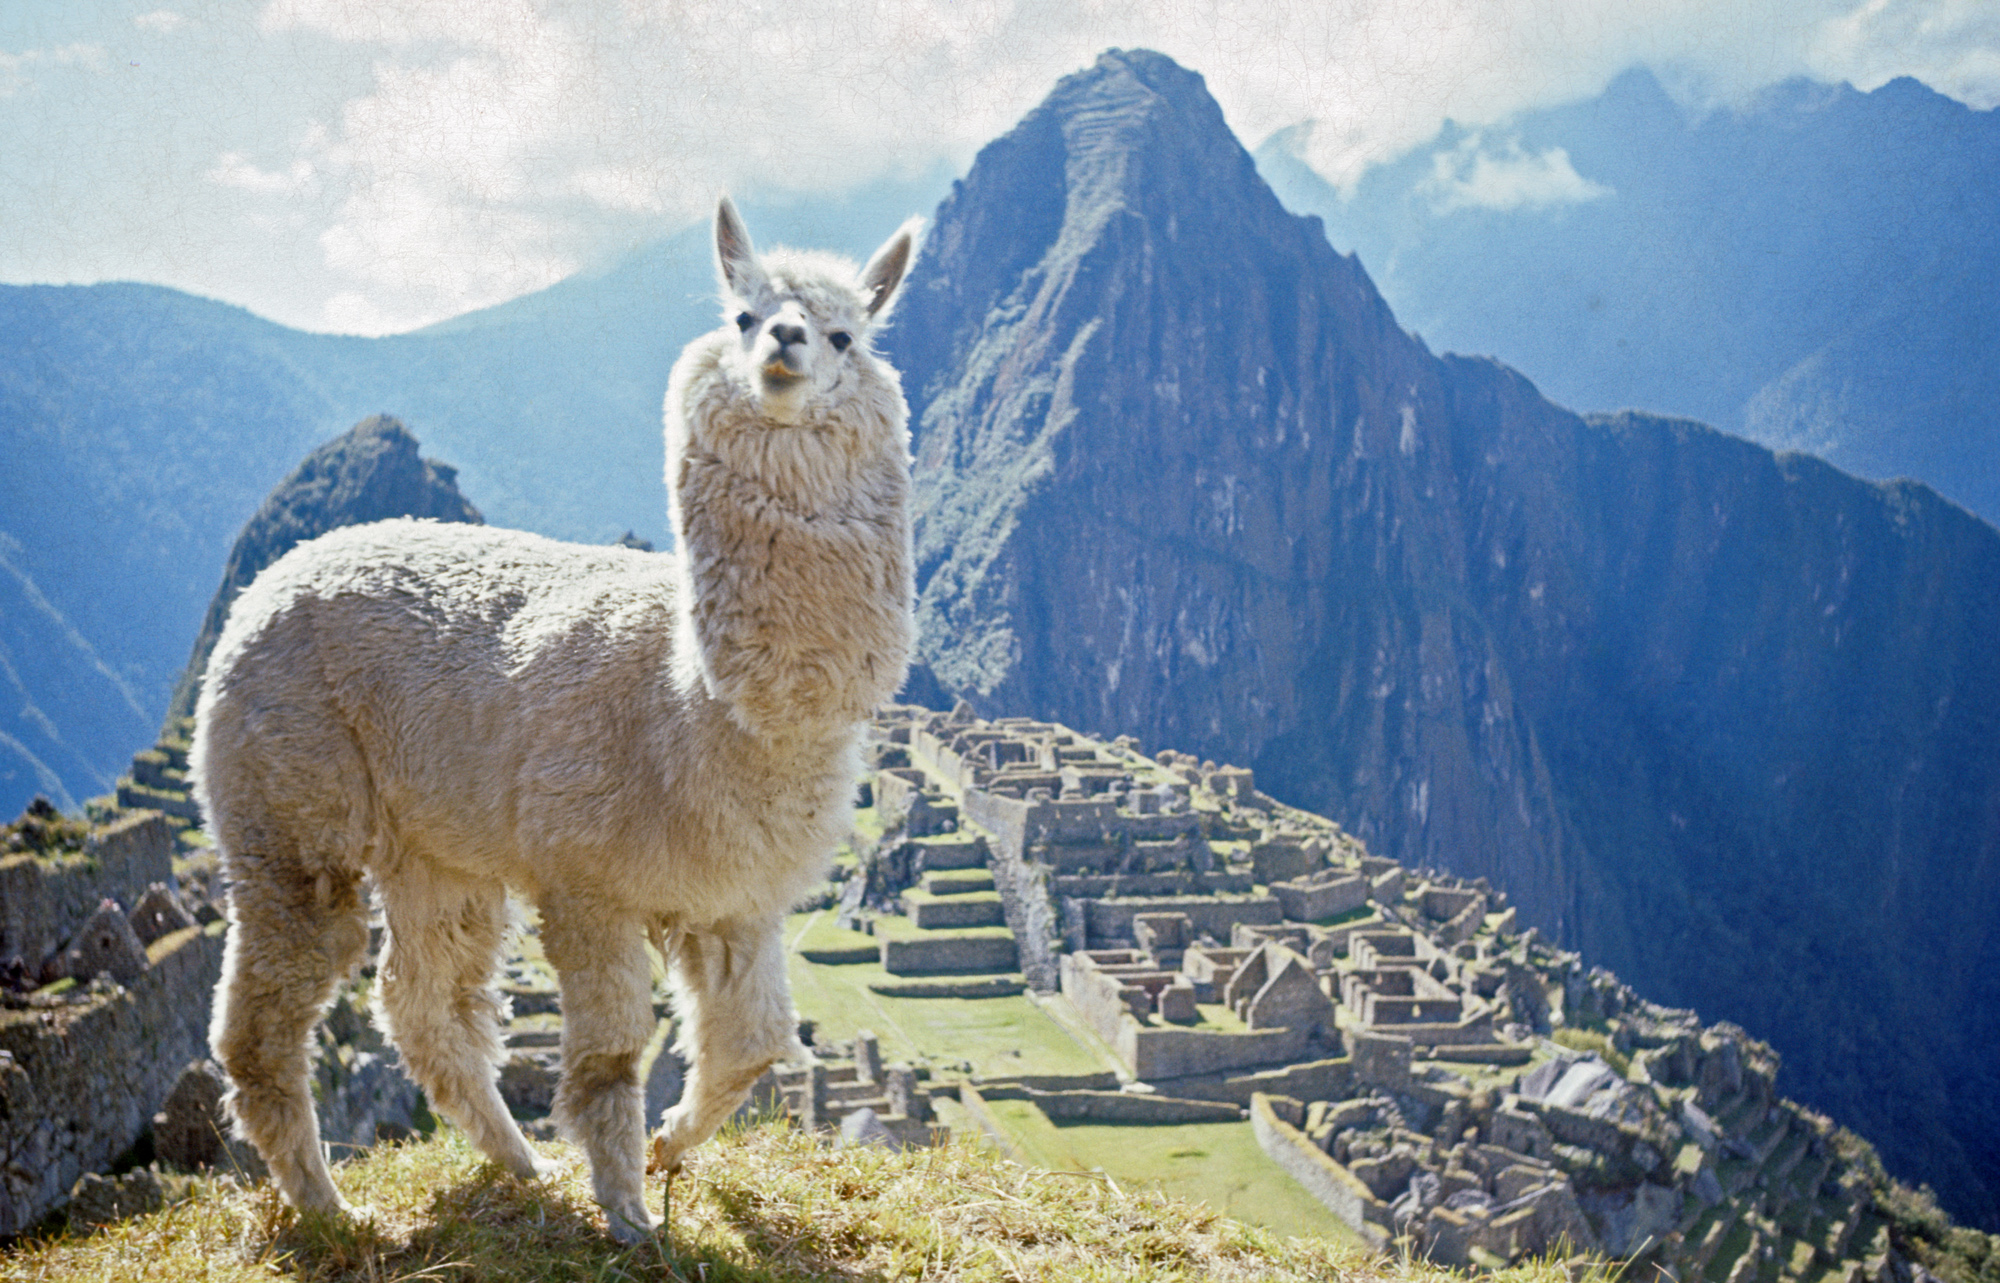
[0, 176, 952, 815]
[882, 49, 2000, 1228]
[0, 285, 358, 811]
[1254, 69, 2000, 528]
[167, 414, 484, 722]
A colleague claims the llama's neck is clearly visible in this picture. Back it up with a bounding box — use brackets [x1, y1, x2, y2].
[670, 400, 913, 745]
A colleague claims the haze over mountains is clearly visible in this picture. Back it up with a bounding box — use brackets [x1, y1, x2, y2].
[1256, 67, 2000, 528]
[2, 47, 1996, 1230]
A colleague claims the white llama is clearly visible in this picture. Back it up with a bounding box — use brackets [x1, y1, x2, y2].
[190, 199, 918, 1241]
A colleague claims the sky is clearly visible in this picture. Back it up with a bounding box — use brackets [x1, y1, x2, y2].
[3, 0, 1995, 337]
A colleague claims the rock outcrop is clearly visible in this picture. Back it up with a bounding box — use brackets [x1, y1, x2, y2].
[882, 49, 2000, 1227]
[166, 413, 482, 720]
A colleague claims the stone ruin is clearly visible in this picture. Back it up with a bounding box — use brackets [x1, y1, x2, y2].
[0, 695, 1974, 1283]
[846, 704, 1942, 1281]
[766, 1030, 946, 1151]
[0, 724, 423, 1236]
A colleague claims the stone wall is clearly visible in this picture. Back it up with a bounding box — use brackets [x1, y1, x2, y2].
[1152, 1056, 1355, 1106]
[1249, 1092, 1392, 1247]
[987, 838, 1061, 992]
[1081, 894, 1281, 946]
[1120, 1019, 1310, 1081]
[0, 812, 177, 969]
[972, 1084, 1244, 1123]
[0, 922, 223, 1235]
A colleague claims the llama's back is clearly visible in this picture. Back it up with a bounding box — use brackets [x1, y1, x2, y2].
[191, 519, 689, 891]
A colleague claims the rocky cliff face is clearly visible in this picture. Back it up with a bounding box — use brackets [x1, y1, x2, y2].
[168, 414, 482, 719]
[883, 49, 2000, 1227]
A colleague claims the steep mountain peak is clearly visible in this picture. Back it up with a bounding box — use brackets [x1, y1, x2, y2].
[166, 414, 482, 721]
[887, 49, 1421, 704]
[882, 48, 2000, 1225]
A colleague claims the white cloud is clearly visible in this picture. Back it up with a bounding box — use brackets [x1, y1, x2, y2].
[1809, 0, 2000, 108]
[1, 42, 108, 97]
[1420, 133, 1614, 213]
[210, 152, 317, 195]
[134, 11, 188, 33]
[10, 0, 1994, 333]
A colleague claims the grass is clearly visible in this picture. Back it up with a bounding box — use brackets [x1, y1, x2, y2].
[849, 803, 886, 845]
[0, 1120, 1484, 1282]
[978, 1097, 1371, 1248]
[787, 917, 878, 964]
[866, 915, 1012, 941]
[900, 889, 1004, 907]
[784, 923, 1103, 1080]
[1308, 905, 1378, 929]
[1550, 1027, 1631, 1078]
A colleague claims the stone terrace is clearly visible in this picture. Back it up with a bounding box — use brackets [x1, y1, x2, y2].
[852, 706, 1915, 1280]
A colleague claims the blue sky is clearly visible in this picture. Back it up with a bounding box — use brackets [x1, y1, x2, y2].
[4, 0, 1995, 336]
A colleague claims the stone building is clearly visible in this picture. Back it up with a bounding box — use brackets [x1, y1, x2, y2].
[852, 706, 1917, 1281]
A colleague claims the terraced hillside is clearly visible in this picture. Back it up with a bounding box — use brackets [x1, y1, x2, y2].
[6, 704, 1992, 1283]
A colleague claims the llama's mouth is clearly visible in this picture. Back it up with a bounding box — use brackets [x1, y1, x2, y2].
[760, 359, 805, 388]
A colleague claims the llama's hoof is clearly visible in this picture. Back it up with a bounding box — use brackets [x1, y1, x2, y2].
[499, 1146, 557, 1182]
[298, 1196, 380, 1230]
[342, 1201, 384, 1227]
[646, 1132, 683, 1175]
[604, 1200, 661, 1244]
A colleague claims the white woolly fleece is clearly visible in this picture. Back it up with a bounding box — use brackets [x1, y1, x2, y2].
[188, 205, 918, 1241]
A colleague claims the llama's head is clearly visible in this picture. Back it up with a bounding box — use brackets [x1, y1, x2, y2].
[710, 197, 919, 426]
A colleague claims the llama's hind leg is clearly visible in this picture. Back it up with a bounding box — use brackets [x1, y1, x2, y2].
[651, 917, 803, 1176]
[211, 862, 370, 1214]
[538, 902, 658, 1242]
[373, 872, 545, 1182]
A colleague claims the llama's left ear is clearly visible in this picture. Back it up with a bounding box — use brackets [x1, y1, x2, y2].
[861, 216, 923, 319]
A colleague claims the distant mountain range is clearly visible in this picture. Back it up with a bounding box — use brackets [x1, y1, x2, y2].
[882, 49, 1999, 1229]
[0, 178, 948, 812]
[1255, 67, 2000, 529]
[3, 46, 1996, 1232]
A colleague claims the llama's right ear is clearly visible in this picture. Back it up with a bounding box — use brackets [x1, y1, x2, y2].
[715, 196, 763, 299]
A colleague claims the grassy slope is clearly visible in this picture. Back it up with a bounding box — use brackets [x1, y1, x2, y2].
[0, 1122, 1546, 1283]
[980, 1097, 1368, 1247]
[782, 932, 1105, 1080]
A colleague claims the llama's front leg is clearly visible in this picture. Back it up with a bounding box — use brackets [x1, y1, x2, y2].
[650, 917, 804, 1176]
[539, 902, 658, 1243]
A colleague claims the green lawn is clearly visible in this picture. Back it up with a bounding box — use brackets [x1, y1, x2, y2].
[784, 914, 1104, 1080]
[978, 1098, 1368, 1247]
[867, 913, 1013, 941]
[790, 916, 879, 962]
[1308, 904, 1378, 929]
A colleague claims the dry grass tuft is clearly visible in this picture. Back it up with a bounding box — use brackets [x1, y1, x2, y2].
[0, 1119, 1586, 1283]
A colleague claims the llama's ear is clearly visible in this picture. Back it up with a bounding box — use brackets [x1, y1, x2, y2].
[715, 196, 763, 299]
[860, 216, 923, 319]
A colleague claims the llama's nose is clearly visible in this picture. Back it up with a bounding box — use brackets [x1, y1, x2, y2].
[770, 322, 806, 348]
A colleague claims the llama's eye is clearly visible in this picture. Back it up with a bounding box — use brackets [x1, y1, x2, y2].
[736, 311, 757, 333]
[828, 331, 852, 353]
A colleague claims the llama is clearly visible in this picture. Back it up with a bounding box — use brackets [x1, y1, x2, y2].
[189, 198, 919, 1242]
